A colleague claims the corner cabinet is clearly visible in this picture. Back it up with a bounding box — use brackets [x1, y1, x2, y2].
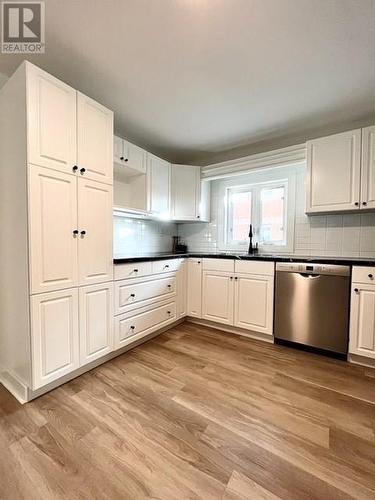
[306, 126, 375, 214]
[171, 165, 201, 221]
[147, 154, 171, 216]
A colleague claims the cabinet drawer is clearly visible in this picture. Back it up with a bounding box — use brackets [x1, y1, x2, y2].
[152, 258, 182, 274]
[115, 301, 176, 348]
[352, 266, 375, 285]
[202, 258, 234, 273]
[115, 275, 176, 314]
[235, 260, 274, 276]
[114, 261, 152, 281]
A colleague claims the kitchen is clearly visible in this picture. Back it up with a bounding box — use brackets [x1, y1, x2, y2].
[1, 1, 375, 499]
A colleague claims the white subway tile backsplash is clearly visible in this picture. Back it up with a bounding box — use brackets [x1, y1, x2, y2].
[178, 168, 375, 258]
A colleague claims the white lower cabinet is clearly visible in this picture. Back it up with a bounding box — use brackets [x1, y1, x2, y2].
[79, 282, 113, 366]
[187, 258, 202, 317]
[177, 259, 187, 318]
[349, 283, 375, 359]
[234, 274, 274, 335]
[115, 274, 176, 314]
[202, 271, 234, 325]
[115, 301, 176, 349]
[31, 288, 79, 390]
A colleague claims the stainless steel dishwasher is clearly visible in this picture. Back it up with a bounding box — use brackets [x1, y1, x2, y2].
[274, 262, 351, 356]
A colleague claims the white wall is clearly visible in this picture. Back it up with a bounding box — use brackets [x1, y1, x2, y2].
[178, 165, 375, 258]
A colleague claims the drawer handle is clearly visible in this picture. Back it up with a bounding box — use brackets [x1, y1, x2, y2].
[368, 274, 373, 279]
[133, 269, 139, 273]
[130, 293, 135, 298]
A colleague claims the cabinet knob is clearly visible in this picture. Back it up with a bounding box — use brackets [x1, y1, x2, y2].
[196, 215, 200, 219]
[80, 168, 86, 174]
[120, 156, 124, 161]
[354, 202, 359, 206]
[133, 269, 138, 273]
[230, 276, 233, 280]
[363, 201, 368, 206]
[130, 325, 135, 330]
[72, 166, 78, 172]
[197, 261, 201, 264]
[164, 264, 170, 269]
[354, 288, 359, 293]
[130, 293, 135, 298]
[167, 311, 171, 315]
[124, 158, 129, 162]
[235, 276, 238, 280]
[73, 229, 79, 235]
[80, 230, 86, 236]
[369, 274, 373, 279]
[167, 284, 172, 288]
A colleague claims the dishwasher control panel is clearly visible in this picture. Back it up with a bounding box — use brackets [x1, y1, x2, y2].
[276, 262, 350, 276]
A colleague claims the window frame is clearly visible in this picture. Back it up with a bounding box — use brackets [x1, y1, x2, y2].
[218, 167, 296, 253]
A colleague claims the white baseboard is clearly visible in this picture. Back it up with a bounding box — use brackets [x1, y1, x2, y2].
[186, 317, 274, 343]
[0, 368, 28, 404]
[348, 353, 375, 369]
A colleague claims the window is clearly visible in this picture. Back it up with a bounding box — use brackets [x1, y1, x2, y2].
[224, 177, 292, 252]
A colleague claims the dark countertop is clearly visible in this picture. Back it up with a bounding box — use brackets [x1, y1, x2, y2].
[113, 252, 375, 267]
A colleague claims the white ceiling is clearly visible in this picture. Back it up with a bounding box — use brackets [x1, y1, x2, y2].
[1, 0, 375, 164]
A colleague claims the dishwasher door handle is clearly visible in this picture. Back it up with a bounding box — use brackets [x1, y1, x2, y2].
[298, 273, 322, 279]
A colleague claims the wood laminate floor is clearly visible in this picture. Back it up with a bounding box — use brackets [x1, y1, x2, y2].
[1, 322, 375, 500]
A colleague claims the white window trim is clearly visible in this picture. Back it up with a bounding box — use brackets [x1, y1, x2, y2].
[218, 166, 296, 254]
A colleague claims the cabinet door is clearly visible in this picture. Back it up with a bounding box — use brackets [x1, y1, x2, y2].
[177, 260, 187, 318]
[147, 154, 171, 216]
[187, 259, 202, 318]
[114, 135, 124, 165]
[124, 140, 147, 174]
[79, 283, 113, 366]
[349, 284, 375, 359]
[171, 165, 200, 220]
[234, 274, 274, 335]
[306, 129, 361, 213]
[78, 178, 113, 286]
[31, 288, 79, 389]
[27, 63, 77, 174]
[361, 126, 375, 210]
[77, 92, 113, 185]
[202, 271, 234, 325]
[28, 166, 78, 294]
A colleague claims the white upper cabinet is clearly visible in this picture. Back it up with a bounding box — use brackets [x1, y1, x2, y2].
[28, 166, 78, 294]
[78, 178, 113, 286]
[31, 288, 79, 389]
[171, 165, 200, 220]
[114, 136, 146, 175]
[79, 282, 114, 366]
[361, 125, 375, 210]
[27, 63, 77, 174]
[77, 92, 113, 185]
[306, 129, 361, 213]
[147, 153, 171, 216]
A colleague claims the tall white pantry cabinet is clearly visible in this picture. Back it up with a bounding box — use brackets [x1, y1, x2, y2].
[0, 62, 114, 402]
